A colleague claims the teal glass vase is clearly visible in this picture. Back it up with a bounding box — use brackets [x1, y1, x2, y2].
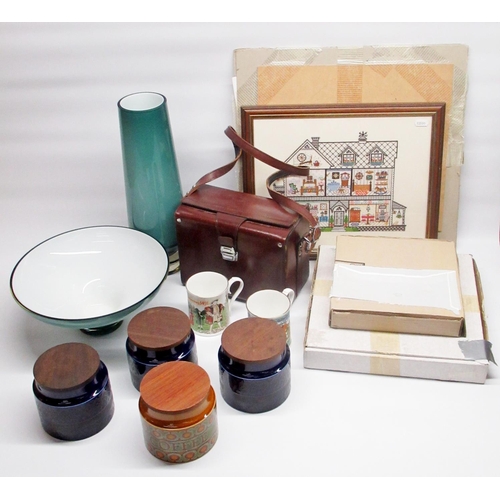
[118, 92, 183, 271]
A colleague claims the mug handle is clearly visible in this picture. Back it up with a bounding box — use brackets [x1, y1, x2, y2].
[282, 288, 295, 304]
[228, 277, 244, 306]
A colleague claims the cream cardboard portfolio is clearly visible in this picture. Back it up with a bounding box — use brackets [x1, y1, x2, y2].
[330, 236, 464, 337]
[304, 245, 491, 383]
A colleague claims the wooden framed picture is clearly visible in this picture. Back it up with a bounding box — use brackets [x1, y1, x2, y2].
[241, 103, 446, 254]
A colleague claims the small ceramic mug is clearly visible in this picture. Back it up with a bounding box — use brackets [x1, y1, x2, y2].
[186, 271, 244, 335]
[246, 288, 295, 345]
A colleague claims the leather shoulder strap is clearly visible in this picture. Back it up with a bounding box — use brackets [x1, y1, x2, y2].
[187, 145, 242, 195]
[265, 170, 317, 227]
[224, 126, 310, 177]
[224, 127, 317, 229]
[189, 126, 310, 194]
[187, 126, 320, 245]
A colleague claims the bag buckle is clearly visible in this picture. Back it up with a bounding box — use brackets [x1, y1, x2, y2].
[303, 226, 321, 251]
[220, 245, 238, 262]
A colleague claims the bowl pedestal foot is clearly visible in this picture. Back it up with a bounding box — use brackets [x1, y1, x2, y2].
[80, 321, 123, 336]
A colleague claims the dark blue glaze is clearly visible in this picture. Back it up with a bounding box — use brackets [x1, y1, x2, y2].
[33, 361, 114, 441]
[218, 345, 291, 413]
[126, 330, 198, 390]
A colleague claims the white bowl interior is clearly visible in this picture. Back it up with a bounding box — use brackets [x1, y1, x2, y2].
[11, 227, 168, 321]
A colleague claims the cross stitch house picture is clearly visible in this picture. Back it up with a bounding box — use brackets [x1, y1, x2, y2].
[271, 132, 407, 233]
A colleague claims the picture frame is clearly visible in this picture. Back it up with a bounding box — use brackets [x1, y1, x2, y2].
[241, 103, 446, 254]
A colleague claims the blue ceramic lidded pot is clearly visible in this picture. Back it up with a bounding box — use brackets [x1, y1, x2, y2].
[33, 342, 114, 441]
[126, 306, 198, 390]
[218, 317, 291, 413]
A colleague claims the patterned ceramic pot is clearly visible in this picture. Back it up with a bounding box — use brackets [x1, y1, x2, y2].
[126, 306, 198, 390]
[139, 361, 218, 463]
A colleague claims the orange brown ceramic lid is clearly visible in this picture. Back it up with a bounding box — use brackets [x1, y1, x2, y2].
[127, 307, 191, 350]
[139, 361, 211, 414]
[33, 342, 100, 391]
[221, 318, 286, 366]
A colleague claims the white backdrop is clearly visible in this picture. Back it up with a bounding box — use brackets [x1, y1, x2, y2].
[1, 23, 499, 479]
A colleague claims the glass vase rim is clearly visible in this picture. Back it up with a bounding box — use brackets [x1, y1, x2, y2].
[118, 92, 166, 112]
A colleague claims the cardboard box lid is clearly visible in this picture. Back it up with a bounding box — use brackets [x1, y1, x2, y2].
[330, 236, 464, 336]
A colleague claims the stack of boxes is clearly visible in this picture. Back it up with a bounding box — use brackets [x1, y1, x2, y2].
[304, 236, 493, 383]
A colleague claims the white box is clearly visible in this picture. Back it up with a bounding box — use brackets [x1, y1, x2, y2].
[304, 245, 492, 383]
[330, 236, 464, 337]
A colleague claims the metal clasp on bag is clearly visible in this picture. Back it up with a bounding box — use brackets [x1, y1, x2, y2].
[220, 245, 238, 262]
[303, 225, 322, 252]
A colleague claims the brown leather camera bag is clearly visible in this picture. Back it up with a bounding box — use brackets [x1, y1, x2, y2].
[174, 126, 319, 301]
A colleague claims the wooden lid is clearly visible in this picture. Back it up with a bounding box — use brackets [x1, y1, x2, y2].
[127, 307, 191, 350]
[220, 318, 286, 369]
[33, 342, 100, 392]
[140, 361, 211, 414]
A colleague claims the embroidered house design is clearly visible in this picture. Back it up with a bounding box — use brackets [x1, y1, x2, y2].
[272, 132, 406, 232]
